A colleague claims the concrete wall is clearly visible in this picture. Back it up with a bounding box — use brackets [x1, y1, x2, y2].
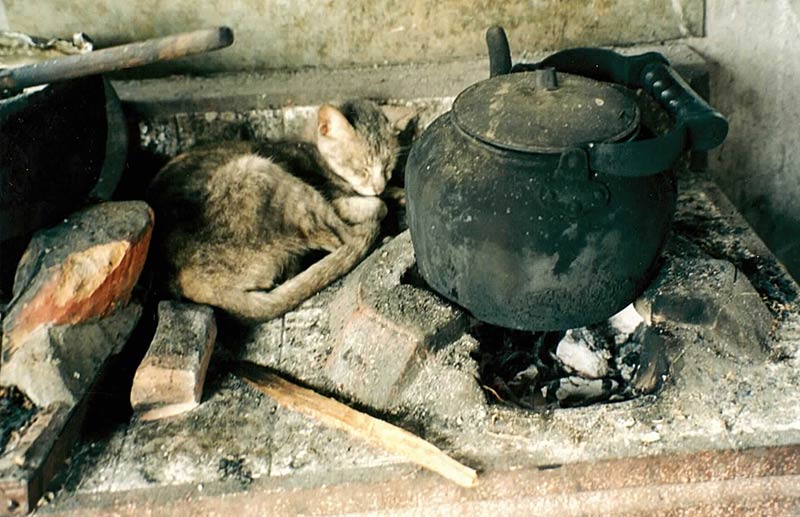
[1, 0, 702, 73]
[691, 0, 800, 279]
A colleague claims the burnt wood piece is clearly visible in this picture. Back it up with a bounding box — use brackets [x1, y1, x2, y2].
[0, 403, 81, 515]
[1, 201, 152, 375]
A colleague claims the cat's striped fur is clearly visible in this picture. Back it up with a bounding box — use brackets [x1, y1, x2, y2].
[147, 100, 399, 322]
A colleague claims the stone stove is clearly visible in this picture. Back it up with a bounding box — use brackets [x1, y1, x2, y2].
[4, 45, 799, 515]
[36, 173, 800, 514]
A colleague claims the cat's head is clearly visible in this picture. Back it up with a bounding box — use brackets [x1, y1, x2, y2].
[316, 100, 399, 196]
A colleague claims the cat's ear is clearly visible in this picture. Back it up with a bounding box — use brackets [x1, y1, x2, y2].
[318, 104, 355, 140]
[380, 105, 418, 135]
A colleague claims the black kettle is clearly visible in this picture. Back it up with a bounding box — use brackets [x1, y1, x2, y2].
[405, 26, 728, 331]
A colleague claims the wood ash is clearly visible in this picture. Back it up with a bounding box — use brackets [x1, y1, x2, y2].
[1, 385, 39, 455]
[474, 304, 666, 409]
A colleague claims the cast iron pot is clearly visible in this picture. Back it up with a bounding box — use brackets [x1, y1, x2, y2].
[405, 27, 728, 331]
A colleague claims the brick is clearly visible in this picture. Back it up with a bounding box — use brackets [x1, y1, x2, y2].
[1, 201, 153, 366]
[325, 231, 468, 411]
[131, 301, 217, 420]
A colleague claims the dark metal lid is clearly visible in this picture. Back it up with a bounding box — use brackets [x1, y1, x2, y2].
[453, 69, 641, 153]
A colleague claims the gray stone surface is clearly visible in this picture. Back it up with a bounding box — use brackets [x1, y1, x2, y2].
[0, 302, 141, 408]
[46, 178, 800, 507]
[2, 0, 702, 73]
[113, 44, 707, 118]
[638, 257, 773, 360]
[32, 42, 800, 507]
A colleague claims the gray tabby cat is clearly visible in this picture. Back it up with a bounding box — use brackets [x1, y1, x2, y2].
[147, 100, 400, 322]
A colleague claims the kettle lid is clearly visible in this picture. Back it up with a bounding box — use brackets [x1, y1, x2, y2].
[452, 69, 640, 153]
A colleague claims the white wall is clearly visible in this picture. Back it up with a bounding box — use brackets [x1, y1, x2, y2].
[691, 0, 800, 278]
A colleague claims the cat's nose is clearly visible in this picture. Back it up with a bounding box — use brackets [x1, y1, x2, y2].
[370, 178, 386, 195]
[370, 167, 386, 194]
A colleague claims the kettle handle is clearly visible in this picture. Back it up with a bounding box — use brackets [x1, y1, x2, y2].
[485, 28, 729, 177]
[531, 47, 728, 152]
[640, 61, 728, 151]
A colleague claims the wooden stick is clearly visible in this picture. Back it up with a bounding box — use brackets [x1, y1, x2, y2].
[234, 362, 478, 488]
[0, 27, 234, 91]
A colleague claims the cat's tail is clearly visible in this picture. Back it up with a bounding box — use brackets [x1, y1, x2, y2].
[225, 223, 380, 322]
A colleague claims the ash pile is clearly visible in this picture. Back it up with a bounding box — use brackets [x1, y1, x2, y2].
[475, 304, 668, 409]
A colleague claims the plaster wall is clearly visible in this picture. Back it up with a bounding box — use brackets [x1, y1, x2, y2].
[1, 0, 701, 73]
[691, 0, 800, 279]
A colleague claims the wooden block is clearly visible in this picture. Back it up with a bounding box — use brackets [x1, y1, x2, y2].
[131, 301, 217, 420]
[1, 201, 153, 366]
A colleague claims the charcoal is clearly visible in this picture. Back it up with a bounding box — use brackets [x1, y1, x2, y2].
[607, 304, 645, 345]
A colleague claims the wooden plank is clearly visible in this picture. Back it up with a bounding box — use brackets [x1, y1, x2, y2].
[130, 302, 216, 421]
[0, 403, 75, 515]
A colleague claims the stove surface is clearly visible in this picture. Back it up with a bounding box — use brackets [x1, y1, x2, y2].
[42, 175, 800, 515]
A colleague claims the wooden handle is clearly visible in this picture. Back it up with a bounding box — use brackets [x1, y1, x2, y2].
[0, 27, 234, 91]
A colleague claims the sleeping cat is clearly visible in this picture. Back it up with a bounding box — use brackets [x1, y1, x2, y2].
[146, 100, 401, 322]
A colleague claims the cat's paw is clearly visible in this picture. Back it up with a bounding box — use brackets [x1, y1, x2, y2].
[382, 186, 406, 206]
[334, 196, 387, 224]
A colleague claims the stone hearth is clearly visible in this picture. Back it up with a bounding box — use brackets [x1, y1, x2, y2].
[40, 173, 800, 515]
[5, 44, 797, 515]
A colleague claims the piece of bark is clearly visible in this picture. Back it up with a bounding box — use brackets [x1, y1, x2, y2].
[1, 201, 153, 366]
[235, 361, 478, 488]
[131, 301, 217, 420]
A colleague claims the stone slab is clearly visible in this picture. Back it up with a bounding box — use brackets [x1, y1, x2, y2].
[637, 257, 773, 361]
[0, 303, 142, 409]
[39, 178, 800, 517]
[112, 44, 708, 117]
